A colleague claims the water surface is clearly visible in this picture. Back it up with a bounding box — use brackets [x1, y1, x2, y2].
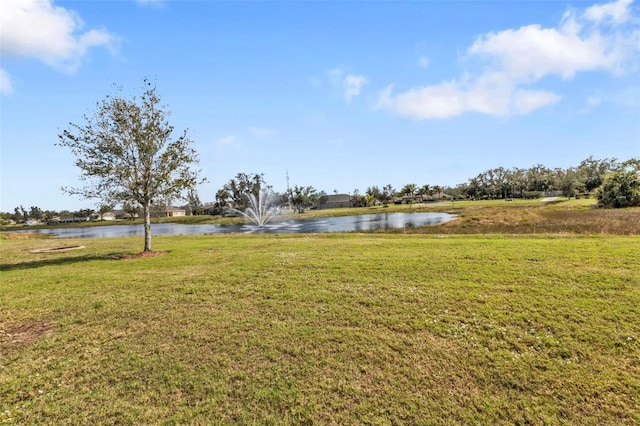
[15, 212, 454, 239]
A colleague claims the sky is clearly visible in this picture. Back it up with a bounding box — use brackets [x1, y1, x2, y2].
[1, 0, 639, 212]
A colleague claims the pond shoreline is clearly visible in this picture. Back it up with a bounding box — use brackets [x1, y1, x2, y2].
[5, 212, 455, 239]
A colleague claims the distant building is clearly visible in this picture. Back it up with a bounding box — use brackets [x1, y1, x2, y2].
[58, 216, 91, 223]
[113, 210, 138, 220]
[100, 212, 116, 221]
[317, 194, 352, 210]
[395, 192, 449, 204]
[151, 205, 189, 218]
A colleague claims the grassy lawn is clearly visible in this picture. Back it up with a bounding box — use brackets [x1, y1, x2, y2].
[1, 202, 639, 424]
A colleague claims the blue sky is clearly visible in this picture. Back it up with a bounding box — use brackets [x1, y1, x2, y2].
[1, 0, 639, 211]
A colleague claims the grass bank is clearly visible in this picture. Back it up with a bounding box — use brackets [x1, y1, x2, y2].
[415, 198, 640, 235]
[1, 231, 639, 424]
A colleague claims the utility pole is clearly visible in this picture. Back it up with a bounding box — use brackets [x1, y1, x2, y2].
[286, 169, 290, 194]
[286, 170, 292, 209]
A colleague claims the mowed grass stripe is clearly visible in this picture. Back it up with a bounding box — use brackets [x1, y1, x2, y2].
[1, 233, 639, 424]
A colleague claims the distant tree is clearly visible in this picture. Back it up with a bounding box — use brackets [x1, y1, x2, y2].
[75, 208, 95, 219]
[485, 167, 508, 199]
[418, 184, 431, 198]
[577, 156, 617, 193]
[467, 166, 533, 199]
[122, 201, 139, 220]
[351, 188, 367, 207]
[277, 191, 290, 208]
[526, 164, 553, 192]
[432, 185, 443, 198]
[187, 189, 203, 214]
[14, 206, 26, 222]
[464, 178, 481, 200]
[214, 188, 231, 213]
[57, 78, 203, 252]
[28, 206, 44, 220]
[597, 159, 640, 208]
[556, 167, 579, 199]
[43, 210, 58, 221]
[188, 189, 201, 207]
[399, 183, 417, 197]
[219, 172, 266, 210]
[381, 184, 395, 206]
[290, 185, 319, 212]
[366, 186, 382, 203]
[444, 184, 467, 200]
[509, 168, 528, 198]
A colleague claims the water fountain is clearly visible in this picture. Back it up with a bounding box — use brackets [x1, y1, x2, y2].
[230, 189, 278, 227]
[16, 212, 455, 238]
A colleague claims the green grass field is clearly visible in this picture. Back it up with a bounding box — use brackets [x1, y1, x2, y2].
[1, 201, 639, 424]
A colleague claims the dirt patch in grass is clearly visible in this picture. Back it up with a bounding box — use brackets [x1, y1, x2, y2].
[113, 250, 167, 260]
[0, 321, 52, 347]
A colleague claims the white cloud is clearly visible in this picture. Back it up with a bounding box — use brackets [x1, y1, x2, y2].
[326, 67, 368, 103]
[583, 0, 633, 24]
[376, 83, 465, 119]
[0, 68, 14, 95]
[469, 1, 639, 80]
[0, 0, 117, 73]
[512, 90, 563, 114]
[327, 67, 346, 87]
[375, 82, 561, 119]
[344, 74, 368, 103]
[377, 0, 639, 119]
[579, 94, 603, 113]
[468, 24, 621, 80]
[418, 55, 430, 68]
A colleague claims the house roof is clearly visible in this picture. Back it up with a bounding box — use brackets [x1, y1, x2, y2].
[324, 194, 351, 203]
[152, 205, 186, 212]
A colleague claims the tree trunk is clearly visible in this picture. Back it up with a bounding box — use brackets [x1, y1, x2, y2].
[143, 201, 152, 252]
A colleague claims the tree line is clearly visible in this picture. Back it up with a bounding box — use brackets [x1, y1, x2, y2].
[450, 157, 639, 202]
[1, 79, 637, 252]
[210, 156, 639, 213]
[5, 155, 637, 224]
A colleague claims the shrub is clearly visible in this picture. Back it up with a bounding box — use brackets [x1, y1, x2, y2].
[597, 167, 640, 208]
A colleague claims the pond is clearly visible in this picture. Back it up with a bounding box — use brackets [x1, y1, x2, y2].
[15, 212, 455, 239]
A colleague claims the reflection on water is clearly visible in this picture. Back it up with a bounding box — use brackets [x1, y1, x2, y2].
[13, 212, 454, 239]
